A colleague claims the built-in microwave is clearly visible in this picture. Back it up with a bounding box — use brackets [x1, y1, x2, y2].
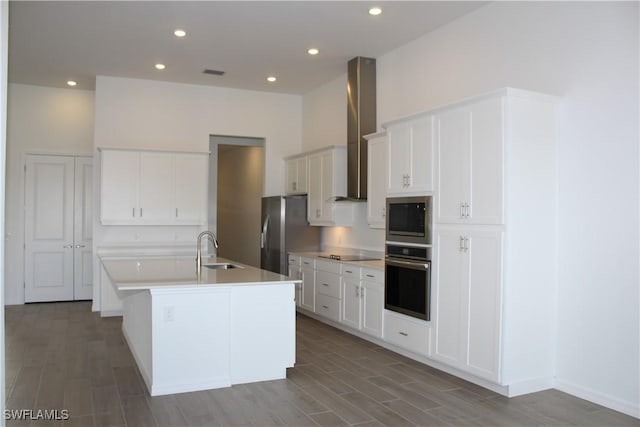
[385, 196, 432, 245]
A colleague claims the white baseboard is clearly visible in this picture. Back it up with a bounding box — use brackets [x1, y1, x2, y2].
[506, 377, 554, 397]
[555, 379, 640, 419]
[100, 310, 123, 317]
[151, 377, 231, 397]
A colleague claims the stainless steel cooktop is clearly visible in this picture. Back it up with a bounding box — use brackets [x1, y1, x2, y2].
[317, 254, 381, 261]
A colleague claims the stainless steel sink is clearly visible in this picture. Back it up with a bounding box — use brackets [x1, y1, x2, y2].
[202, 263, 242, 270]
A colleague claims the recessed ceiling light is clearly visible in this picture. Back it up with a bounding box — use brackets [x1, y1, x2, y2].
[369, 7, 382, 16]
[307, 48, 319, 55]
[267, 76, 277, 83]
[155, 63, 166, 70]
[174, 29, 186, 37]
[66, 80, 77, 87]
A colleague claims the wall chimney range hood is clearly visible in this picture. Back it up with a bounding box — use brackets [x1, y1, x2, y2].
[345, 56, 376, 200]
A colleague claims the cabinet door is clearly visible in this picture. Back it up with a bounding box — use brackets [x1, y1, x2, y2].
[367, 135, 387, 228]
[296, 157, 308, 194]
[175, 153, 208, 225]
[138, 152, 174, 223]
[361, 280, 384, 338]
[341, 278, 361, 330]
[436, 108, 471, 224]
[469, 98, 504, 225]
[285, 159, 298, 194]
[433, 228, 467, 366]
[101, 150, 139, 223]
[301, 266, 315, 312]
[387, 123, 411, 193]
[307, 154, 323, 222]
[408, 116, 434, 193]
[320, 150, 334, 221]
[466, 229, 502, 381]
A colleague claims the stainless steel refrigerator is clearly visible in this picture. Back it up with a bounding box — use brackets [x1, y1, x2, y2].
[260, 195, 321, 275]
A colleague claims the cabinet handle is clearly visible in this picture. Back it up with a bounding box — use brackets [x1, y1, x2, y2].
[365, 274, 375, 278]
[459, 236, 465, 252]
[465, 203, 470, 218]
[322, 283, 329, 287]
[460, 203, 465, 218]
[345, 270, 352, 273]
[293, 182, 297, 191]
[62, 244, 73, 249]
[406, 174, 411, 187]
[360, 287, 365, 299]
[355, 287, 359, 297]
[140, 208, 143, 217]
[464, 237, 470, 252]
[176, 208, 178, 218]
[75, 244, 85, 248]
[322, 305, 329, 309]
[399, 331, 408, 337]
[132, 208, 136, 217]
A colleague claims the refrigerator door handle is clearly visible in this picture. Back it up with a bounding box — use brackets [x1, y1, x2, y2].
[261, 215, 270, 249]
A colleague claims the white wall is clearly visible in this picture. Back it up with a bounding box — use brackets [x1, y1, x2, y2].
[302, 1, 639, 416]
[5, 84, 94, 304]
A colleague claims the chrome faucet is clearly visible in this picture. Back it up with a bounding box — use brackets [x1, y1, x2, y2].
[196, 231, 219, 274]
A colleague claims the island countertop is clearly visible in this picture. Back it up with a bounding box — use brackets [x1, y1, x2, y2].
[101, 255, 300, 291]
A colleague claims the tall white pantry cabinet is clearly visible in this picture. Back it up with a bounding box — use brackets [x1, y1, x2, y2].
[385, 88, 558, 395]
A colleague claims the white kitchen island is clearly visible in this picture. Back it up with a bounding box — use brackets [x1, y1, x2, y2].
[101, 256, 298, 396]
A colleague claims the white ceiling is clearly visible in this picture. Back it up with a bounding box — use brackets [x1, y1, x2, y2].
[8, 1, 487, 95]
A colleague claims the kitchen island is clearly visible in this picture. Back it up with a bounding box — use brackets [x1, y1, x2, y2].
[101, 256, 298, 396]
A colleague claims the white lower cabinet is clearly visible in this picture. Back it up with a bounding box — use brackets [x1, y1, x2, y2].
[432, 226, 503, 382]
[383, 310, 431, 356]
[288, 255, 302, 307]
[341, 267, 384, 339]
[315, 260, 341, 322]
[300, 257, 316, 312]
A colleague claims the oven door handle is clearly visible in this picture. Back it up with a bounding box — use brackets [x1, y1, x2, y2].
[386, 258, 430, 270]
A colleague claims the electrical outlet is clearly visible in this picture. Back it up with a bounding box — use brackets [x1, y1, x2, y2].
[164, 306, 174, 322]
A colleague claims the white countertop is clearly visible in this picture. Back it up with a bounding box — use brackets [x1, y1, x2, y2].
[101, 256, 300, 291]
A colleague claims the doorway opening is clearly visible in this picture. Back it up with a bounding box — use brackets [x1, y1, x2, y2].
[209, 135, 265, 268]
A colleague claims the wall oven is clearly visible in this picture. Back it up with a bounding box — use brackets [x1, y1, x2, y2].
[385, 244, 431, 321]
[386, 196, 432, 245]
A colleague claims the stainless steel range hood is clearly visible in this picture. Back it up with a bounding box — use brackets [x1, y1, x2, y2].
[346, 57, 376, 200]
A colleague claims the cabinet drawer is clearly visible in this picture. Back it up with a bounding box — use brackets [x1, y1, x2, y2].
[288, 255, 301, 267]
[316, 271, 341, 298]
[361, 268, 383, 283]
[316, 294, 341, 322]
[341, 265, 361, 279]
[316, 259, 341, 274]
[300, 257, 316, 269]
[383, 311, 430, 356]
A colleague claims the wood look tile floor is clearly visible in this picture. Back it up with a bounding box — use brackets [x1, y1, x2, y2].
[5, 302, 638, 427]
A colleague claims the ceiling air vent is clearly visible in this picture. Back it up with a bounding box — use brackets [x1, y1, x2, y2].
[203, 69, 225, 76]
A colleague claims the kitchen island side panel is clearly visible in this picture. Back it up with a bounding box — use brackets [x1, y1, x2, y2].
[150, 289, 232, 396]
[229, 283, 296, 384]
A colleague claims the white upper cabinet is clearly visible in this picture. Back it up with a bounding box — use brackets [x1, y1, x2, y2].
[100, 149, 208, 225]
[386, 114, 434, 195]
[306, 146, 353, 226]
[366, 132, 387, 228]
[174, 153, 208, 224]
[436, 97, 504, 225]
[285, 155, 308, 195]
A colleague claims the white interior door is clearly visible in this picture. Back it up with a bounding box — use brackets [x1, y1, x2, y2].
[25, 155, 75, 302]
[73, 157, 93, 300]
[25, 154, 94, 302]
